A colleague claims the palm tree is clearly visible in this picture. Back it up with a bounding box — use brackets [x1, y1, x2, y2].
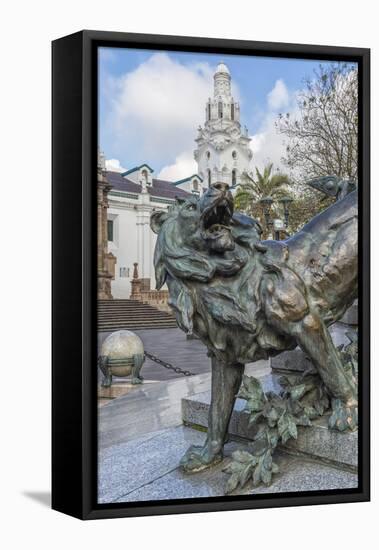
[234, 163, 291, 209]
[235, 163, 335, 237]
[234, 163, 291, 222]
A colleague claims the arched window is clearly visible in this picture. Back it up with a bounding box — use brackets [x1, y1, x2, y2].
[207, 169, 211, 187]
[206, 151, 210, 160]
[232, 150, 237, 160]
[207, 103, 211, 121]
[193, 179, 199, 191]
[231, 103, 235, 120]
[218, 101, 223, 119]
[232, 169, 237, 186]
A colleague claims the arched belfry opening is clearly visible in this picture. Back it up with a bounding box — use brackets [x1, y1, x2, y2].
[232, 169, 237, 186]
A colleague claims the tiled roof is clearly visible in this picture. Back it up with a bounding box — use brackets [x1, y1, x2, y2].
[121, 164, 154, 176]
[174, 174, 203, 186]
[105, 171, 191, 200]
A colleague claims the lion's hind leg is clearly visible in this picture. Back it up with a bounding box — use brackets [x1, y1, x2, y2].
[291, 312, 357, 431]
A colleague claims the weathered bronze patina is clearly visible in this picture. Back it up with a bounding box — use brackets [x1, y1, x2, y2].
[151, 180, 357, 473]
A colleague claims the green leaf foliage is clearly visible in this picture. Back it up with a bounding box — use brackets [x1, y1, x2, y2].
[238, 375, 266, 413]
[225, 337, 358, 494]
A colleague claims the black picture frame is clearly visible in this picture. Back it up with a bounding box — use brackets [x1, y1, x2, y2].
[52, 30, 370, 520]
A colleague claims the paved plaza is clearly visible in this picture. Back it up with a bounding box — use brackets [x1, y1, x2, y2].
[97, 322, 358, 503]
[98, 327, 212, 405]
[98, 360, 357, 503]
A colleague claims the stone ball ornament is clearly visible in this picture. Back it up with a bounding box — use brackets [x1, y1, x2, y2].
[98, 330, 145, 387]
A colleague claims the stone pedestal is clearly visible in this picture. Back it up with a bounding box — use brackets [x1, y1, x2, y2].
[98, 270, 113, 300]
[271, 320, 357, 374]
[340, 301, 358, 325]
[182, 373, 358, 470]
[130, 262, 170, 311]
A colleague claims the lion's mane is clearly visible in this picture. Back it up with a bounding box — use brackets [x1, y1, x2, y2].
[153, 205, 298, 363]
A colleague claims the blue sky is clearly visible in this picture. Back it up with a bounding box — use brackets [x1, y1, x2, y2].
[98, 47, 340, 180]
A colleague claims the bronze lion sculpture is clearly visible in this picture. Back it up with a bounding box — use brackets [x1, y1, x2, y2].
[150, 181, 358, 472]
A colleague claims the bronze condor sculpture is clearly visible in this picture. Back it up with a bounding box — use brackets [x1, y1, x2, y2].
[150, 180, 357, 472]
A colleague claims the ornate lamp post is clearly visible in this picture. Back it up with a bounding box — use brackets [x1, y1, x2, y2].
[259, 196, 274, 238]
[273, 218, 285, 240]
[278, 196, 294, 229]
[259, 196, 293, 239]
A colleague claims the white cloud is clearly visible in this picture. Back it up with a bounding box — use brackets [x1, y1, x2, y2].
[108, 54, 233, 167]
[105, 158, 126, 173]
[158, 151, 197, 181]
[105, 58, 293, 179]
[250, 113, 288, 171]
[267, 79, 290, 111]
[249, 80, 295, 172]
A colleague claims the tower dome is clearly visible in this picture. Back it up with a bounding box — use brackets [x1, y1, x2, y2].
[215, 62, 230, 76]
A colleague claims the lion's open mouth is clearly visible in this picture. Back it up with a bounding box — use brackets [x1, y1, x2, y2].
[202, 203, 233, 233]
[200, 195, 234, 251]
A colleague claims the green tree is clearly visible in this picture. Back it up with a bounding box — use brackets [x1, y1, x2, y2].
[235, 163, 290, 213]
[287, 187, 333, 234]
[234, 163, 333, 236]
[234, 164, 291, 237]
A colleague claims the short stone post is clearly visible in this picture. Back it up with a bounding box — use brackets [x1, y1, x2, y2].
[130, 262, 142, 300]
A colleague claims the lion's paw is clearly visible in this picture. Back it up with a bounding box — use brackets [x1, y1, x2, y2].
[180, 445, 222, 473]
[329, 398, 358, 432]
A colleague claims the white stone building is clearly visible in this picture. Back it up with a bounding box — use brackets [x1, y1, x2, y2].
[105, 62, 252, 298]
[105, 165, 192, 298]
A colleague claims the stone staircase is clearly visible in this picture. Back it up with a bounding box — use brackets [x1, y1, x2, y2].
[98, 299, 177, 331]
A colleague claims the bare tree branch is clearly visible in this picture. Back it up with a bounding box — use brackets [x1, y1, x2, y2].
[276, 63, 358, 182]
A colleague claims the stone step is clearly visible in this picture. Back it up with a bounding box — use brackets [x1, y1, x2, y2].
[97, 309, 172, 314]
[181, 374, 358, 469]
[97, 298, 177, 331]
[98, 315, 173, 320]
[98, 319, 176, 323]
[98, 301, 165, 307]
[98, 323, 177, 331]
[98, 305, 169, 310]
[99, 323, 177, 328]
[98, 302, 140, 305]
[98, 315, 174, 319]
[98, 310, 173, 315]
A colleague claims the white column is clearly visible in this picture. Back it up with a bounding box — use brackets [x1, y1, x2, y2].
[136, 211, 143, 274]
[142, 213, 150, 279]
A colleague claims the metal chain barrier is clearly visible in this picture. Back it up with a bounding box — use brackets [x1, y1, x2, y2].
[144, 351, 195, 377]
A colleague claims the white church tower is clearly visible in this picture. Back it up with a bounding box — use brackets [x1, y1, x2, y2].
[194, 62, 253, 188]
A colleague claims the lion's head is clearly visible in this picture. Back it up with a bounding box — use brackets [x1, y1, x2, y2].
[150, 183, 262, 289]
[150, 183, 295, 362]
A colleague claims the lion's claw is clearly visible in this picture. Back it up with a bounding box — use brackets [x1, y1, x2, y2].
[329, 398, 358, 432]
[180, 444, 222, 473]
